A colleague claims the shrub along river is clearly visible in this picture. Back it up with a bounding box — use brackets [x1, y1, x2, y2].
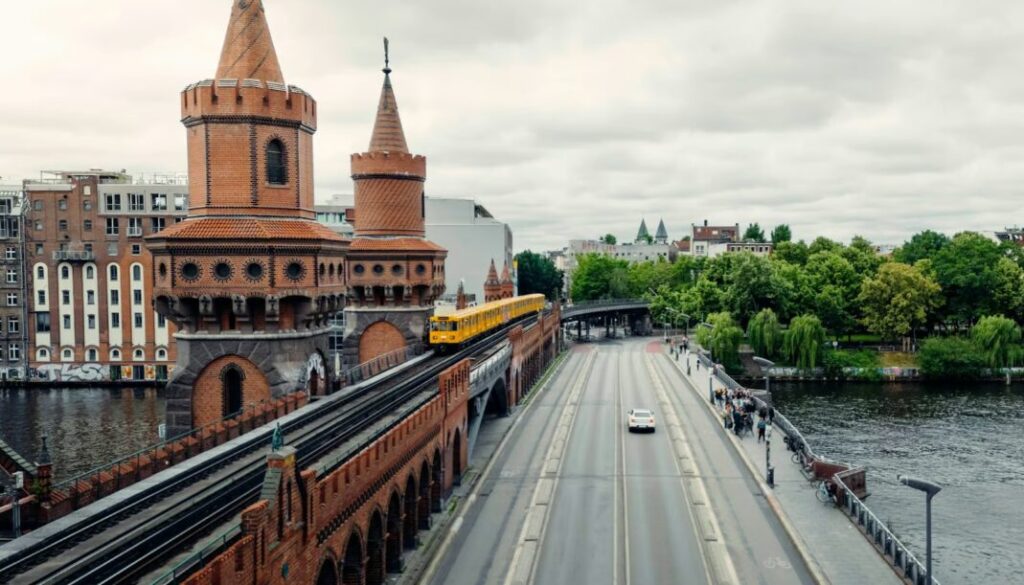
[1, 381, 1021, 583]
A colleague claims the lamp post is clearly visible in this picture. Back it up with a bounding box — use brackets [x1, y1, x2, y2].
[752, 356, 775, 394]
[898, 475, 941, 585]
[1, 472, 21, 538]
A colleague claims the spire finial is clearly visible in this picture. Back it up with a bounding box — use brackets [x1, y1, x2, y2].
[383, 37, 391, 75]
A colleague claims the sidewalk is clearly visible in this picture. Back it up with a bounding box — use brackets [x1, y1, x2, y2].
[664, 348, 904, 585]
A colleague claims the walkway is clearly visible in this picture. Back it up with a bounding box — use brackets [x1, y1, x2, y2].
[664, 346, 904, 585]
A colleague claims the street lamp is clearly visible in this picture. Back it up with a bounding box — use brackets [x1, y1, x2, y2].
[898, 475, 941, 585]
[1, 472, 21, 538]
[752, 356, 775, 394]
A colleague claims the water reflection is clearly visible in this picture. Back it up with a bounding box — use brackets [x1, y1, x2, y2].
[0, 387, 165, 482]
[771, 381, 1024, 585]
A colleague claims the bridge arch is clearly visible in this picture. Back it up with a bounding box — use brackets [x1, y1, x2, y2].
[418, 460, 431, 529]
[341, 530, 363, 585]
[385, 490, 403, 573]
[452, 427, 463, 486]
[485, 377, 509, 417]
[366, 509, 386, 585]
[403, 474, 418, 550]
[431, 449, 443, 512]
[317, 553, 340, 585]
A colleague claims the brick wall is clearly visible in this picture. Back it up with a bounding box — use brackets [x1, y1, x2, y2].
[191, 355, 271, 428]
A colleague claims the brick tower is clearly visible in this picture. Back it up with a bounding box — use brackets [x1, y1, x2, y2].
[148, 0, 348, 435]
[343, 46, 447, 366]
[483, 259, 501, 302]
[500, 261, 515, 299]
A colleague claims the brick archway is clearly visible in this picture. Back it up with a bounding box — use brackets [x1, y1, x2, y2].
[192, 355, 271, 428]
[358, 320, 406, 364]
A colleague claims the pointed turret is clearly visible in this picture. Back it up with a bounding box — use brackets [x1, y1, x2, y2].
[369, 70, 409, 153]
[655, 219, 668, 244]
[636, 219, 650, 243]
[486, 259, 500, 286]
[484, 259, 502, 302]
[500, 261, 515, 299]
[216, 0, 284, 83]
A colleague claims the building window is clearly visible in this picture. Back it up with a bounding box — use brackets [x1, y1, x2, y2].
[110, 265, 119, 281]
[106, 218, 119, 236]
[134, 313, 143, 328]
[84, 220, 92, 231]
[87, 291, 95, 305]
[111, 348, 121, 361]
[58, 199, 68, 210]
[87, 315, 96, 329]
[87, 348, 98, 362]
[7, 293, 17, 306]
[60, 266, 70, 280]
[8, 317, 18, 334]
[157, 348, 167, 360]
[35, 244, 43, 255]
[83, 199, 92, 211]
[266, 139, 287, 185]
[133, 348, 144, 360]
[36, 313, 50, 332]
[127, 218, 142, 237]
[9, 344, 20, 362]
[84, 243, 93, 253]
[36, 290, 45, 305]
[6, 269, 16, 284]
[5, 247, 16, 261]
[111, 312, 121, 328]
[133, 290, 143, 304]
[105, 193, 122, 212]
[174, 194, 187, 211]
[86, 265, 94, 279]
[128, 193, 144, 212]
[63, 315, 71, 329]
[62, 291, 70, 305]
[152, 217, 166, 232]
[33, 200, 43, 211]
[107, 243, 118, 256]
[151, 193, 167, 211]
[62, 348, 72, 360]
[157, 314, 166, 328]
[34, 221, 42, 231]
[37, 347, 49, 361]
[132, 265, 142, 281]
[111, 290, 120, 306]
[132, 244, 142, 255]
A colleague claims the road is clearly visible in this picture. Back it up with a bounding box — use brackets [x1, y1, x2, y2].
[424, 338, 813, 585]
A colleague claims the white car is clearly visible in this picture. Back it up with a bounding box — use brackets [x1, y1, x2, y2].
[627, 408, 656, 433]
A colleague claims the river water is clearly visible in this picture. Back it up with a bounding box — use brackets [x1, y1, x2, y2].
[0, 387, 165, 482]
[770, 381, 1024, 585]
[1, 382, 1018, 582]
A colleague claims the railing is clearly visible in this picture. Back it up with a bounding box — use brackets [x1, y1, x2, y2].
[834, 473, 940, 585]
[565, 298, 647, 310]
[149, 524, 241, 585]
[341, 343, 425, 386]
[52, 250, 95, 262]
[469, 342, 511, 389]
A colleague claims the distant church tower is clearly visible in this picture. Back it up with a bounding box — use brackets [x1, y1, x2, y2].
[148, 0, 348, 435]
[343, 44, 447, 365]
[636, 219, 651, 243]
[483, 259, 501, 302]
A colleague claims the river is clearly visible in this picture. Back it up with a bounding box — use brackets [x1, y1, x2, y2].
[769, 380, 1024, 585]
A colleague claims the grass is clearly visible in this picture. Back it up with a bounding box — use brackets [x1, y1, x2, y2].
[879, 352, 919, 368]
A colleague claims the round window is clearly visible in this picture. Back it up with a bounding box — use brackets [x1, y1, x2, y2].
[214, 262, 232, 280]
[416, 264, 426, 275]
[181, 262, 200, 281]
[286, 261, 305, 281]
[392, 264, 403, 275]
[354, 264, 365, 275]
[373, 264, 384, 275]
[246, 262, 264, 280]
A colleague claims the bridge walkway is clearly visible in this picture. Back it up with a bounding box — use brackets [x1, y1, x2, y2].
[666, 346, 903, 585]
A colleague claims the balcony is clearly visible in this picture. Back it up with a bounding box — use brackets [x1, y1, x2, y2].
[53, 250, 96, 262]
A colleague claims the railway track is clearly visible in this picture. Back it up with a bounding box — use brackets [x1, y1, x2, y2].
[0, 317, 535, 585]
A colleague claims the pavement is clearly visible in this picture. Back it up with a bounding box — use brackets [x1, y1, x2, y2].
[665, 345, 905, 585]
[416, 338, 825, 585]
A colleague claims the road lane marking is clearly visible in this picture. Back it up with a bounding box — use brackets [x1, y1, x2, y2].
[616, 347, 632, 585]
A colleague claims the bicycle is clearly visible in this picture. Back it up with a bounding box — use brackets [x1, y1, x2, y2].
[815, 480, 837, 506]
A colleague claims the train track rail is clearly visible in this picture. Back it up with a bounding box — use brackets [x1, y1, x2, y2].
[0, 317, 536, 585]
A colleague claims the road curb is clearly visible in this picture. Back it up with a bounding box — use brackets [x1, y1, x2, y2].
[664, 350, 832, 585]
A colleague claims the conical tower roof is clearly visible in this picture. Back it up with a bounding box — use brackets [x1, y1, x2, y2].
[369, 64, 409, 153]
[216, 0, 284, 83]
[500, 261, 513, 284]
[636, 219, 650, 242]
[655, 219, 668, 242]
[485, 259, 500, 285]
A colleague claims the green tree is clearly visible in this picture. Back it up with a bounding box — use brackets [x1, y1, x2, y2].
[724, 253, 791, 325]
[770, 224, 792, 244]
[570, 254, 630, 301]
[600, 233, 617, 245]
[773, 241, 809, 265]
[931, 232, 1004, 325]
[770, 259, 814, 319]
[743, 223, 766, 242]
[893, 230, 950, 265]
[783, 314, 827, 369]
[680, 276, 724, 321]
[992, 257, 1024, 321]
[627, 259, 675, 296]
[804, 251, 860, 334]
[515, 251, 564, 301]
[808, 236, 843, 255]
[857, 263, 942, 341]
[919, 337, 985, 380]
[747, 308, 782, 358]
[972, 315, 1022, 371]
[842, 235, 884, 278]
[699, 312, 743, 370]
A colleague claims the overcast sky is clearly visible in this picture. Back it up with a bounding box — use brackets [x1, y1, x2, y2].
[2, 0, 1023, 252]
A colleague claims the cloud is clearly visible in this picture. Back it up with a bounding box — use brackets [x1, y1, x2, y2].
[2, 0, 1024, 252]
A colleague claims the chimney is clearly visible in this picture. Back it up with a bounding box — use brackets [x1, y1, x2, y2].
[704, 219, 708, 227]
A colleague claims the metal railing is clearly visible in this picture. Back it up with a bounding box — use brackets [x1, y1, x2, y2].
[341, 343, 425, 386]
[149, 524, 241, 585]
[52, 250, 95, 262]
[565, 298, 647, 310]
[833, 473, 940, 585]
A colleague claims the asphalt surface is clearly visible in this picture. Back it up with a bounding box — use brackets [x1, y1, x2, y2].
[425, 338, 814, 585]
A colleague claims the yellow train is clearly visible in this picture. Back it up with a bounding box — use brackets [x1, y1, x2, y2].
[429, 294, 546, 349]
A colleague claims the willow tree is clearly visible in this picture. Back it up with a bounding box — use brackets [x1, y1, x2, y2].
[972, 315, 1021, 382]
[747, 308, 782, 359]
[698, 312, 743, 370]
[784, 314, 827, 369]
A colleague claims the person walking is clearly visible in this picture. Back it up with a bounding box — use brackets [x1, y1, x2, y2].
[767, 405, 775, 425]
[757, 418, 767, 443]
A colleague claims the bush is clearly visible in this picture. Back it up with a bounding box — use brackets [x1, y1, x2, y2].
[823, 350, 882, 381]
[918, 337, 985, 380]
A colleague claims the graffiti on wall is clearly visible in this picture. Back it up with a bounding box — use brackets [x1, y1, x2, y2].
[36, 363, 107, 382]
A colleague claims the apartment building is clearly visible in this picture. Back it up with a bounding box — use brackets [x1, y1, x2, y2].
[24, 170, 188, 382]
[0, 185, 27, 380]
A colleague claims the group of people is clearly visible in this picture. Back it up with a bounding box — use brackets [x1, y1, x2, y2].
[715, 387, 774, 443]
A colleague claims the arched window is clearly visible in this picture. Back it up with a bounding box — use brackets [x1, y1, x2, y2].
[61, 266, 70, 280]
[36, 348, 50, 361]
[86, 266, 95, 279]
[36, 266, 44, 279]
[157, 348, 167, 361]
[86, 348, 97, 362]
[62, 348, 73, 360]
[110, 265, 119, 281]
[110, 348, 122, 361]
[133, 348, 144, 360]
[132, 265, 142, 282]
[266, 139, 287, 185]
[222, 366, 244, 417]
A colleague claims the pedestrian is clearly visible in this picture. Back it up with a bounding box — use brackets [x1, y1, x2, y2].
[767, 405, 775, 425]
[757, 418, 766, 443]
[732, 410, 744, 436]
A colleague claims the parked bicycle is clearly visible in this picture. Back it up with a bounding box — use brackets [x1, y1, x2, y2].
[815, 479, 838, 506]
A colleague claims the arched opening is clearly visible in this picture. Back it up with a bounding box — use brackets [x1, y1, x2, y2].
[403, 475, 417, 550]
[418, 461, 431, 530]
[358, 320, 406, 364]
[317, 557, 339, 585]
[214, 297, 236, 331]
[223, 367, 244, 417]
[310, 367, 322, 396]
[266, 138, 287, 185]
[342, 531, 363, 585]
[484, 378, 509, 417]
[366, 510, 385, 585]
[452, 428, 463, 486]
[386, 491, 403, 573]
[431, 449, 443, 512]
